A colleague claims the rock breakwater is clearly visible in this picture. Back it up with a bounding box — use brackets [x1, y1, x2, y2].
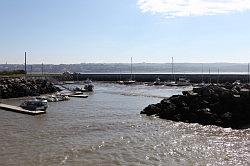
[141, 83, 250, 129]
[0, 78, 61, 99]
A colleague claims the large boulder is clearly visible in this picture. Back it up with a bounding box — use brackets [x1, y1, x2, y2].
[141, 83, 250, 129]
[0, 78, 60, 99]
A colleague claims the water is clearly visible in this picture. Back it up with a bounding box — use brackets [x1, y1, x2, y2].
[0, 83, 249, 165]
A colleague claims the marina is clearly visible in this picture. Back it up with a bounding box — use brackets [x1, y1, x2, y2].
[0, 0, 250, 164]
[0, 82, 248, 165]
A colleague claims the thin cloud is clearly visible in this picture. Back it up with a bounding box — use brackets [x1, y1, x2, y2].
[137, 0, 250, 18]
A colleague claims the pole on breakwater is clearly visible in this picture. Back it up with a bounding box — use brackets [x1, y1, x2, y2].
[0, 103, 46, 115]
[171, 57, 175, 81]
[130, 57, 133, 80]
[248, 63, 249, 84]
[42, 63, 44, 76]
[217, 68, 220, 84]
[209, 68, 211, 84]
[24, 52, 27, 76]
[202, 63, 204, 83]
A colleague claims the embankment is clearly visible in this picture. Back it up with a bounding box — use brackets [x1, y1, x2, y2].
[0, 78, 60, 99]
[64, 73, 249, 83]
[141, 83, 250, 129]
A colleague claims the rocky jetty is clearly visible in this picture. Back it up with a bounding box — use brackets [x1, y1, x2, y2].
[141, 83, 250, 129]
[0, 78, 61, 99]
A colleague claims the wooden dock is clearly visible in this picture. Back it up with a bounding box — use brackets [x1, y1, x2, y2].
[0, 103, 46, 115]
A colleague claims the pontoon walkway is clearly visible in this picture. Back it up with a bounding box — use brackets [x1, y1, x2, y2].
[0, 103, 46, 115]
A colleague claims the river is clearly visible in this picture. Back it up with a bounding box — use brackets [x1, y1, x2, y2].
[0, 82, 249, 165]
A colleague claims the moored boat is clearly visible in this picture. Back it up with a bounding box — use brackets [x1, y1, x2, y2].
[20, 99, 48, 111]
[117, 57, 136, 85]
[36, 93, 70, 102]
[153, 77, 164, 85]
[122, 80, 136, 85]
[84, 83, 94, 91]
[176, 78, 191, 86]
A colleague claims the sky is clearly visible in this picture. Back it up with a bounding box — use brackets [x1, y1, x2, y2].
[0, 0, 250, 64]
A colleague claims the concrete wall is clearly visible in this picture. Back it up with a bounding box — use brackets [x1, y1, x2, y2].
[71, 73, 249, 83]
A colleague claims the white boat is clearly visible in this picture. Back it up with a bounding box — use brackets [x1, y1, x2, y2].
[176, 78, 191, 86]
[165, 58, 191, 86]
[84, 78, 92, 84]
[36, 93, 70, 102]
[165, 78, 191, 86]
[84, 83, 94, 91]
[153, 77, 164, 85]
[123, 80, 136, 85]
[64, 81, 75, 84]
[117, 80, 125, 84]
[118, 57, 136, 85]
[73, 84, 94, 92]
[20, 100, 48, 111]
[164, 81, 178, 86]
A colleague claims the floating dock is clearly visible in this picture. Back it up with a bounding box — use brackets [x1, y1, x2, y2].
[0, 103, 46, 115]
[68, 94, 88, 98]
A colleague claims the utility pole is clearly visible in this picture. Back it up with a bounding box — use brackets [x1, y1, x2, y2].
[131, 57, 132, 80]
[209, 68, 211, 84]
[42, 63, 44, 76]
[202, 63, 204, 83]
[248, 63, 249, 84]
[24, 52, 27, 76]
[171, 57, 175, 81]
[217, 68, 219, 84]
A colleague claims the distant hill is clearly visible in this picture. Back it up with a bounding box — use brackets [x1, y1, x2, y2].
[0, 63, 248, 74]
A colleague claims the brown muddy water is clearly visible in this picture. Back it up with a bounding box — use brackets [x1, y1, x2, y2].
[0, 82, 249, 165]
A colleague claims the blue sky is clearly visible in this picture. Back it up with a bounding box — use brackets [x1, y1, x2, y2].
[0, 0, 250, 64]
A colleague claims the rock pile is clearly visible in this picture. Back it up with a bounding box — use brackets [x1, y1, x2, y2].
[141, 83, 250, 129]
[0, 78, 61, 99]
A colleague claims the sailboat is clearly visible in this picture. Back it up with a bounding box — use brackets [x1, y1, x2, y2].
[165, 57, 177, 86]
[164, 57, 191, 86]
[118, 57, 136, 85]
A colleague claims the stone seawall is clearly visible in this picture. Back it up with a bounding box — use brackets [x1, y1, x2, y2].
[0, 78, 60, 99]
[64, 73, 249, 83]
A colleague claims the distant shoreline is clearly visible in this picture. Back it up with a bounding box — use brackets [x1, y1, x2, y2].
[0, 63, 249, 74]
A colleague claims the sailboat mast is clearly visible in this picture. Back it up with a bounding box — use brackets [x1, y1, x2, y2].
[24, 52, 27, 76]
[202, 63, 204, 83]
[171, 57, 175, 81]
[217, 68, 219, 84]
[130, 57, 133, 80]
[42, 63, 44, 75]
[209, 67, 211, 84]
[248, 63, 249, 84]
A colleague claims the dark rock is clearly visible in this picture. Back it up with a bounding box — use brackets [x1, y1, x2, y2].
[141, 83, 250, 129]
[0, 78, 61, 99]
[141, 104, 161, 116]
